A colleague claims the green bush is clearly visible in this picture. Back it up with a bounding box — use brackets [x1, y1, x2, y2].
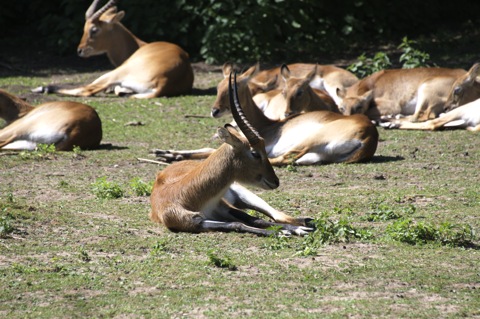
[91, 177, 125, 199]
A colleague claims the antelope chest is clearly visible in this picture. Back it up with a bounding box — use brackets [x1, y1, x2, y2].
[199, 185, 230, 219]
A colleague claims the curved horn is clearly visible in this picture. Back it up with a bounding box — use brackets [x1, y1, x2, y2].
[88, 0, 117, 21]
[229, 72, 262, 146]
[85, 0, 102, 19]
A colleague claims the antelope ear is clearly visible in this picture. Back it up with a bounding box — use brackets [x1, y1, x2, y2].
[100, 7, 122, 23]
[217, 125, 243, 147]
[336, 87, 346, 98]
[361, 90, 374, 103]
[280, 64, 290, 82]
[222, 63, 234, 78]
[305, 65, 318, 82]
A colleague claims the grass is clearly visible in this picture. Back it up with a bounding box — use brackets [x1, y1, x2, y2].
[0, 63, 479, 318]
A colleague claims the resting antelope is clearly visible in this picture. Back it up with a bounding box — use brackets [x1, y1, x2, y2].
[249, 65, 338, 121]
[150, 73, 313, 236]
[444, 63, 480, 111]
[33, 0, 194, 98]
[0, 89, 102, 151]
[250, 63, 358, 106]
[155, 64, 378, 166]
[380, 98, 480, 131]
[337, 67, 467, 122]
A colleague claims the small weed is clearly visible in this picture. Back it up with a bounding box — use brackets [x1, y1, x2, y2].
[130, 177, 153, 196]
[79, 249, 91, 262]
[91, 177, 125, 199]
[207, 250, 237, 271]
[71, 145, 85, 159]
[386, 218, 476, 247]
[365, 201, 415, 222]
[296, 213, 372, 256]
[150, 238, 170, 255]
[263, 225, 291, 250]
[0, 214, 14, 238]
[19, 143, 56, 160]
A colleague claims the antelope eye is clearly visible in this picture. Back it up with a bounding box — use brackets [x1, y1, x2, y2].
[295, 89, 303, 98]
[454, 86, 463, 96]
[250, 150, 261, 159]
[90, 26, 99, 36]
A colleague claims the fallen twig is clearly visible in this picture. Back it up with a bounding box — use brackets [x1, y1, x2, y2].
[137, 158, 170, 165]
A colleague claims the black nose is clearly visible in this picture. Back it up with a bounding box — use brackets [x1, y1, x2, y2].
[211, 108, 220, 117]
[77, 48, 83, 56]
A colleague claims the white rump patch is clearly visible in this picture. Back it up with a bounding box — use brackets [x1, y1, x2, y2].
[1, 140, 37, 150]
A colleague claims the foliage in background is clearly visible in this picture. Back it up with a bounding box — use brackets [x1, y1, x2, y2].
[91, 177, 125, 199]
[347, 37, 432, 77]
[2, 1, 480, 64]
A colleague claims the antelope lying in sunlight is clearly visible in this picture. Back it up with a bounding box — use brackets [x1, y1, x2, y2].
[381, 97, 480, 131]
[149, 73, 313, 236]
[337, 66, 468, 122]
[0, 89, 102, 151]
[249, 62, 358, 107]
[154, 64, 378, 166]
[444, 63, 480, 111]
[33, 0, 193, 98]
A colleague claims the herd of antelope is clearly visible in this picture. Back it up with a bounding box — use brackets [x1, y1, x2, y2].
[1, 0, 479, 236]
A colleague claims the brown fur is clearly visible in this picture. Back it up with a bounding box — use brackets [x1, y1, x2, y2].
[0, 89, 102, 151]
[338, 67, 466, 122]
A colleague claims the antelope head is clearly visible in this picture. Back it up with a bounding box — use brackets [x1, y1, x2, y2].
[445, 63, 480, 111]
[337, 87, 374, 115]
[211, 63, 258, 118]
[227, 71, 279, 190]
[281, 64, 317, 117]
[77, 0, 121, 59]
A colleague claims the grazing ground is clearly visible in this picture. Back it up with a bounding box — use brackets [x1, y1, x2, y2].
[0, 52, 479, 318]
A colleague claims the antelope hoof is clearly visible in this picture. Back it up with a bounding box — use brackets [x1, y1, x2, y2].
[293, 226, 314, 236]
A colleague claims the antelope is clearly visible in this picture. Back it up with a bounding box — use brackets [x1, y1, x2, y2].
[0, 89, 102, 151]
[250, 63, 358, 106]
[337, 67, 467, 122]
[154, 64, 378, 166]
[149, 73, 313, 236]
[249, 65, 338, 121]
[444, 63, 480, 111]
[280, 64, 339, 118]
[33, 0, 194, 98]
[380, 98, 480, 131]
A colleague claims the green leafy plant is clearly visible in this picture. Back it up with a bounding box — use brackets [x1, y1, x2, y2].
[365, 202, 415, 222]
[398, 37, 431, 69]
[91, 177, 125, 199]
[19, 143, 56, 160]
[150, 238, 170, 256]
[296, 213, 372, 256]
[347, 52, 392, 78]
[207, 250, 237, 271]
[130, 177, 153, 196]
[263, 225, 292, 250]
[386, 218, 476, 247]
[0, 213, 14, 238]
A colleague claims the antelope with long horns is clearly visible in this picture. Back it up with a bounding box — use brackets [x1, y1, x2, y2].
[0, 89, 102, 151]
[149, 73, 313, 236]
[154, 64, 378, 166]
[33, 0, 194, 98]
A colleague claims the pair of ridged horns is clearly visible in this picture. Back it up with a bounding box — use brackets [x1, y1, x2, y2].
[85, 0, 117, 20]
[228, 72, 262, 146]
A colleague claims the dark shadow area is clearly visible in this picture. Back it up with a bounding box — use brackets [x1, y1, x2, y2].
[369, 155, 405, 164]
